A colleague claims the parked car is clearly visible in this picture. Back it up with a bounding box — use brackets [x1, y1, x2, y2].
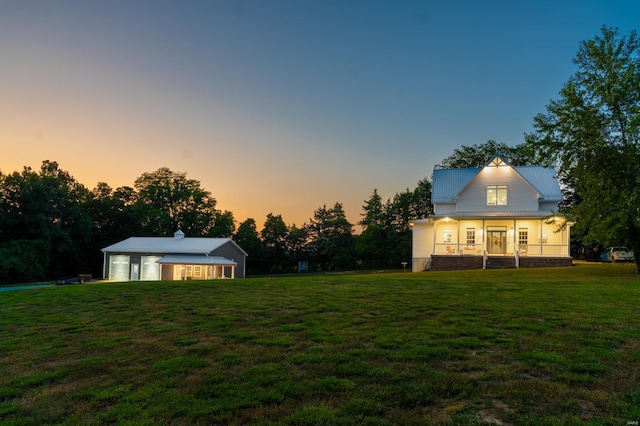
[56, 274, 93, 285]
[600, 247, 634, 262]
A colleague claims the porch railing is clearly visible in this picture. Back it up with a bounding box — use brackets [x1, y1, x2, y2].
[434, 243, 569, 256]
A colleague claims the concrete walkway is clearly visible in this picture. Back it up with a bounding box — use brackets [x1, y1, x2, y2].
[0, 284, 55, 292]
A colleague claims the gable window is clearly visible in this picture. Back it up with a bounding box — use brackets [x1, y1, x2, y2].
[466, 227, 475, 245]
[487, 185, 507, 206]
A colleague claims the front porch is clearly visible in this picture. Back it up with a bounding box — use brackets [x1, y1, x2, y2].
[433, 217, 571, 257]
[411, 216, 573, 271]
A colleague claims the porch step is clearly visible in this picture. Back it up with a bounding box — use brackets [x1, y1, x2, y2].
[486, 256, 516, 269]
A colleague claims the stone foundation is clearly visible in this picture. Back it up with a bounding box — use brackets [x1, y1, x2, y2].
[430, 255, 483, 271]
[427, 255, 573, 271]
[519, 257, 573, 268]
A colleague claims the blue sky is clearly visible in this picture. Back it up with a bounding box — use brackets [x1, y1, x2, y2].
[1, 0, 638, 229]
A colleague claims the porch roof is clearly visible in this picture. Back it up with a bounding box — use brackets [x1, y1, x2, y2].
[156, 255, 237, 266]
[432, 211, 559, 219]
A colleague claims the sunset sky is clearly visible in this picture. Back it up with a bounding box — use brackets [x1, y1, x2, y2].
[1, 1, 638, 230]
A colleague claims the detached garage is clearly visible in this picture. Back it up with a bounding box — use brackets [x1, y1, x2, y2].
[101, 230, 247, 281]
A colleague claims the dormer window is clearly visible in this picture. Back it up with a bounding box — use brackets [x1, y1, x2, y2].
[487, 185, 507, 206]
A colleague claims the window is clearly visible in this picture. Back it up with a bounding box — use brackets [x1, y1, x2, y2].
[466, 227, 475, 245]
[487, 185, 507, 206]
[194, 265, 202, 277]
[518, 228, 528, 245]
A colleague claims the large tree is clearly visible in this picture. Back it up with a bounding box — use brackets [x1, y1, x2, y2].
[208, 210, 236, 238]
[261, 213, 289, 273]
[0, 161, 93, 281]
[307, 203, 355, 271]
[132, 167, 217, 236]
[526, 26, 640, 272]
[436, 140, 539, 169]
[357, 180, 433, 269]
[234, 218, 264, 275]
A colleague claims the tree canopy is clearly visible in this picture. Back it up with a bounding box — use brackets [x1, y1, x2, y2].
[435, 140, 539, 169]
[525, 26, 640, 272]
[133, 167, 217, 236]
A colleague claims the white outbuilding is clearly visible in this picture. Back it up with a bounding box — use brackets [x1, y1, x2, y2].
[101, 230, 247, 281]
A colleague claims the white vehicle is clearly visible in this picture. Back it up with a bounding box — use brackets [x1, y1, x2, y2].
[600, 247, 634, 262]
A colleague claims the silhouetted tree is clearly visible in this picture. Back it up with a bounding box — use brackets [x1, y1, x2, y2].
[307, 203, 355, 271]
[234, 218, 264, 275]
[208, 210, 236, 237]
[132, 167, 217, 236]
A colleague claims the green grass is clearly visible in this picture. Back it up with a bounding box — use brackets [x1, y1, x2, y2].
[1, 264, 639, 424]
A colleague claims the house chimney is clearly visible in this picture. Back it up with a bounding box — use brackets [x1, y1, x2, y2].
[174, 230, 185, 240]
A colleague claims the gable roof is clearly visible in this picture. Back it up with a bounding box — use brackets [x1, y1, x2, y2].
[101, 237, 247, 256]
[432, 164, 562, 203]
[432, 168, 480, 203]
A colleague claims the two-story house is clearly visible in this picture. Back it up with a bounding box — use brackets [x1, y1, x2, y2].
[411, 154, 572, 271]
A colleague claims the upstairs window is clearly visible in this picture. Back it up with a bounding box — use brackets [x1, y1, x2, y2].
[487, 185, 507, 206]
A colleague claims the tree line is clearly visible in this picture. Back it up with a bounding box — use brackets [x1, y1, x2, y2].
[0, 161, 433, 283]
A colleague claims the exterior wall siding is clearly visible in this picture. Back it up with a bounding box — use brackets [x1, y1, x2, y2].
[212, 242, 247, 278]
[456, 166, 539, 212]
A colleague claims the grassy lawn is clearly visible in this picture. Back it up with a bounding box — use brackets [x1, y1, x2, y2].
[1, 264, 639, 425]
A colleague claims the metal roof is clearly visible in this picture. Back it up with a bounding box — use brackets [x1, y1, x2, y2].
[431, 210, 560, 219]
[432, 165, 562, 203]
[514, 166, 563, 201]
[156, 255, 237, 266]
[101, 237, 247, 256]
[432, 168, 480, 203]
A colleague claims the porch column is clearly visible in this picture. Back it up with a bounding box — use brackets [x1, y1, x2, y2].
[513, 220, 517, 254]
[433, 219, 438, 255]
[231, 266, 235, 279]
[540, 219, 543, 255]
[183, 264, 187, 280]
[457, 220, 460, 253]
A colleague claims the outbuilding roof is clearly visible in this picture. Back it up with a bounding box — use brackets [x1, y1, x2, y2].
[101, 236, 247, 256]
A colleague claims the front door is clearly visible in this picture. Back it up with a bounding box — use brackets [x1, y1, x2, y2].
[487, 229, 507, 255]
[130, 263, 140, 281]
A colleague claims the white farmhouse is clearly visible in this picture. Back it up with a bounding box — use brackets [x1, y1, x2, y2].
[411, 154, 572, 271]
